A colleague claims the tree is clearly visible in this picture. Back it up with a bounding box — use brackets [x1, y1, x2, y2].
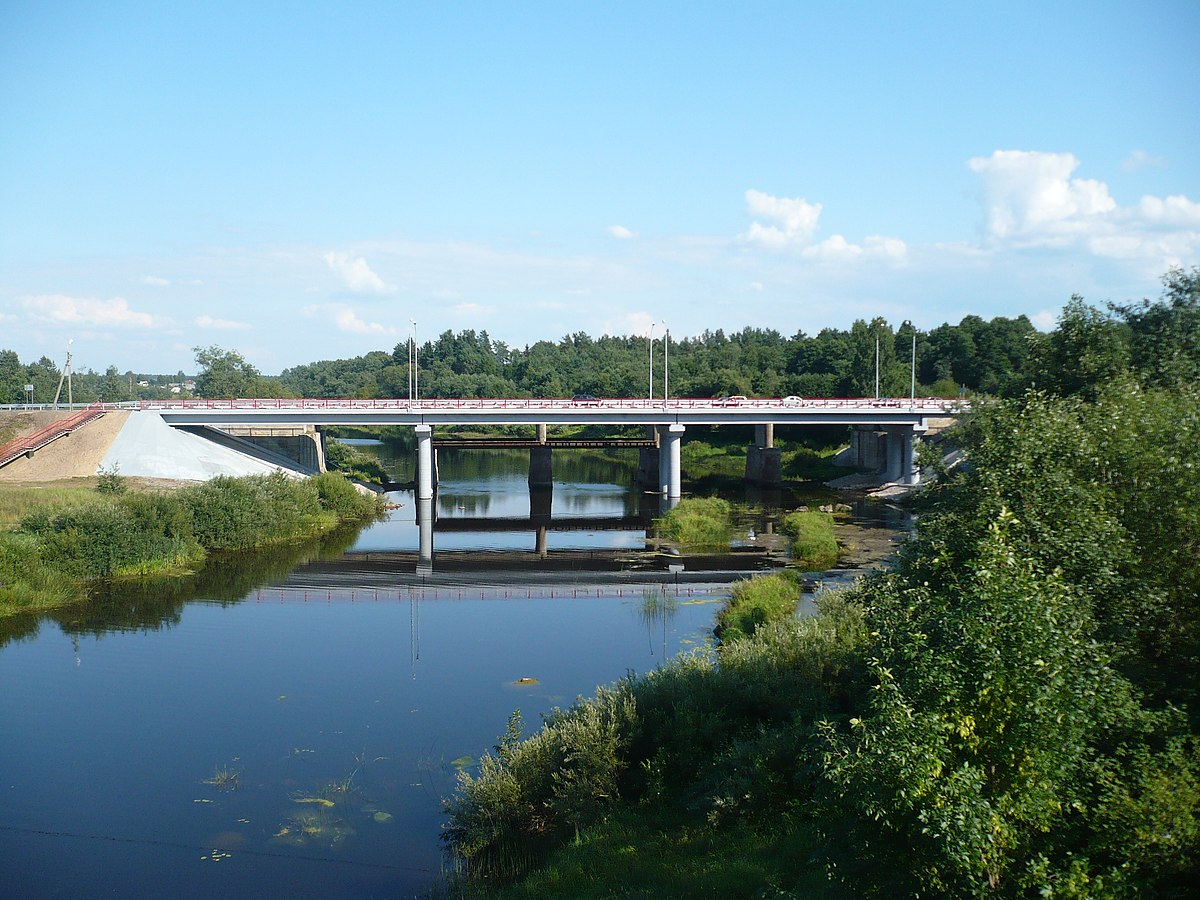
[1112, 266, 1200, 390]
[193, 346, 261, 399]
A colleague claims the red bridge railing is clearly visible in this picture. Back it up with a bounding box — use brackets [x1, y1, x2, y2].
[0, 403, 108, 470]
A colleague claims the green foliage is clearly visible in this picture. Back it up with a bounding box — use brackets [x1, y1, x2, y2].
[310, 472, 384, 518]
[656, 497, 732, 550]
[714, 572, 801, 643]
[322, 439, 390, 484]
[444, 592, 869, 886]
[179, 473, 323, 551]
[95, 466, 128, 495]
[193, 345, 263, 399]
[1, 472, 381, 617]
[781, 508, 838, 569]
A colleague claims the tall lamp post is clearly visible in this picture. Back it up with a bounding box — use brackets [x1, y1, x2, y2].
[660, 320, 669, 406]
[408, 319, 418, 403]
[648, 322, 656, 401]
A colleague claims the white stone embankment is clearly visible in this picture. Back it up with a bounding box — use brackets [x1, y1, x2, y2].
[0, 410, 299, 483]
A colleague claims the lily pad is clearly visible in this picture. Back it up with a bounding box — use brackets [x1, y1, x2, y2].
[372, 811, 394, 824]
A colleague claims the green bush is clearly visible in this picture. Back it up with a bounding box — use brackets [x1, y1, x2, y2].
[781, 508, 838, 569]
[311, 471, 383, 518]
[657, 497, 732, 550]
[179, 473, 324, 551]
[714, 572, 802, 643]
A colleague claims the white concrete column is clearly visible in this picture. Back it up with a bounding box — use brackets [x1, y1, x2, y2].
[416, 424, 434, 500]
[416, 497, 434, 568]
[660, 424, 684, 499]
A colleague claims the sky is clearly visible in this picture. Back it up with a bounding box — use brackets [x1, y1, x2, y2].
[1, 1, 1198, 377]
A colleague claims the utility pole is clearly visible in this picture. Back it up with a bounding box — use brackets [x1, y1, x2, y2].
[53, 339, 74, 408]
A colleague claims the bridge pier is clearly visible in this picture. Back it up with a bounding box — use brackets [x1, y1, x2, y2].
[746, 423, 781, 485]
[416, 425, 436, 500]
[528, 446, 553, 487]
[658, 424, 684, 499]
[416, 497, 434, 575]
[882, 425, 922, 485]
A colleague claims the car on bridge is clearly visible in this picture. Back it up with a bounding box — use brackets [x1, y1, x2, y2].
[571, 393, 600, 404]
[782, 395, 803, 406]
[715, 395, 748, 406]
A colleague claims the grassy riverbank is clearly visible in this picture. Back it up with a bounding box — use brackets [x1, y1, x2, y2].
[0, 471, 385, 619]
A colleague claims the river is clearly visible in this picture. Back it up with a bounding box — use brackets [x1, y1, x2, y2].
[0, 445, 908, 897]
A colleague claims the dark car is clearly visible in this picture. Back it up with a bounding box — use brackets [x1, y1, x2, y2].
[571, 393, 599, 403]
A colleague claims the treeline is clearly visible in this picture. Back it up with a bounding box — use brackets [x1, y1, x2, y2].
[441, 268, 1200, 896]
[277, 314, 1036, 401]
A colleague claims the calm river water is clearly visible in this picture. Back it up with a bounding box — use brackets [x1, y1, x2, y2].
[0, 446, 907, 897]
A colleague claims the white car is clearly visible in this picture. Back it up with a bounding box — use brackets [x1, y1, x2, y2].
[781, 395, 803, 406]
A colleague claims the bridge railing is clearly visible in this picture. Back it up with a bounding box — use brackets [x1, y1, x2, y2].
[134, 396, 964, 413]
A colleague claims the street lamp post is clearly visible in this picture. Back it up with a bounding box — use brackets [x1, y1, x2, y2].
[648, 322, 656, 401]
[409, 320, 418, 403]
[661, 321, 669, 406]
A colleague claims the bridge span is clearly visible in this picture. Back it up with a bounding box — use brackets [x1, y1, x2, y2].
[132, 396, 959, 499]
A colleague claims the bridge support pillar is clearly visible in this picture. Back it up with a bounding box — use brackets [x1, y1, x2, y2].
[884, 426, 921, 485]
[658, 424, 684, 499]
[528, 446, 553, 487]
[537, 423, 547, 444]
[746, 446, 782, 485]
[416, 425, 435, 500]
[754, 423, 774, 449]
[416, 497, 434, 574]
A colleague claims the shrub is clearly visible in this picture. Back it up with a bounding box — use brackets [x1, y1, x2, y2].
[658, 497, 732, 550]
[781, 508, 838, 569]
[714, 572, 802, 643]
[311, 472, 382, 519]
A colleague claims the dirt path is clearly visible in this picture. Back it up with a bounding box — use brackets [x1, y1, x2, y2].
[0, 411, 130, 482]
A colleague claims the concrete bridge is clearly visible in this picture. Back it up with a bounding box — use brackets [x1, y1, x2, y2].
[132, 396, 960, 499]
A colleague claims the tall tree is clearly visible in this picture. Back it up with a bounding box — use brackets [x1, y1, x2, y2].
[193, 346, 262, 399]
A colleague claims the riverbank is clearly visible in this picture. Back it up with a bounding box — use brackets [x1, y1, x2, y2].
[0, 471, 385, 619]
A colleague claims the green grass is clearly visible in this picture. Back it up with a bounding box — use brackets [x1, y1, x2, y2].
[781, 509, 838, 570]
[714, 571, 803, 643]
[656, 497, 733, 550]
[480, 805, 833, 899]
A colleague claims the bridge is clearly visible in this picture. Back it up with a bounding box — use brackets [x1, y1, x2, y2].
[2, 396, 961, 496]
[134, 396, 959, 499]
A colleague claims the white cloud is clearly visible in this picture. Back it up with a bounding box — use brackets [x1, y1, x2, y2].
[195, 314, 251, 331]
[607, 225, 636, 239]
[801, 234, 908, 264]
[142, 275, 171, 287]
[20, 294, 164, 329]
[451, 302, 494, 317]
[968, 149, 1200, 266]
[749, 281, 764, 291]
[969, 150, 1116, 243]
[1122, 149, 1166, 172]
[330, 304, 397, 335]
[743, 189, 822, 247]
[323, 250, 396, 293]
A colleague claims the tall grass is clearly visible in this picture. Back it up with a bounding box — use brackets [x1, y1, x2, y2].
[714, 571, 802, 643]
[656, 497, 732, 550]
[781, 508, 838, 569]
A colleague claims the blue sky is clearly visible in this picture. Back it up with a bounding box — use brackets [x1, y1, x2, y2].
[2, 1, 1197, 376]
